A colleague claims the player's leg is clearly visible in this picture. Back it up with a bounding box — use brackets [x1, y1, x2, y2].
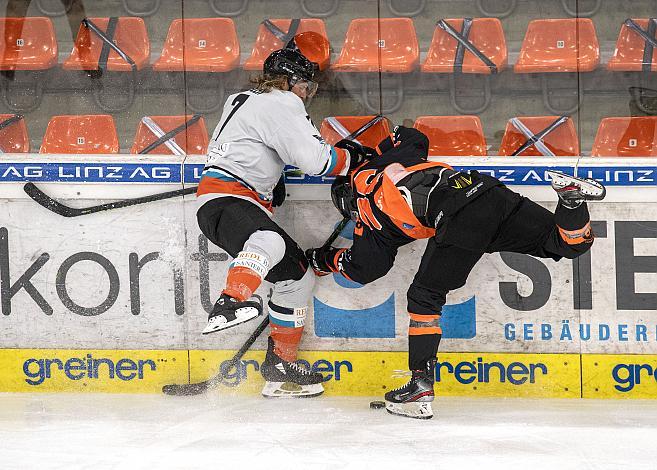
[385, 240, 483, 419]
[485, 182, 597, 260]
[197, 197, 324, 397]
[197, 198, 285, 332]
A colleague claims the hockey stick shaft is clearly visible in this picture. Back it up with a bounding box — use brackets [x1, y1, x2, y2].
[24, 182, 197, 217]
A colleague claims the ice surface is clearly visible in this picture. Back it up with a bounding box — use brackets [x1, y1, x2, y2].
[1, 393, 656, 470]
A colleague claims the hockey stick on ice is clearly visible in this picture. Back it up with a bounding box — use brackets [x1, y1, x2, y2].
[161, 217, 349, 396]
[161, 314, 271, 396]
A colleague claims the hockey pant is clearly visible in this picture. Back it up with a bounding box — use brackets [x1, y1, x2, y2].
[406, 184, 593, 369]
[197, 197, 314, 362]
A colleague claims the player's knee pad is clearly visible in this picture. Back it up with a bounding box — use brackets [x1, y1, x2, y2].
[406, 284, 447, 316]
[268, 268, 315, 327]
[235, 230, 286, 278]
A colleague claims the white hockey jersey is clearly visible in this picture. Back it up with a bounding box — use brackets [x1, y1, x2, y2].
[197, 88, 349, 211]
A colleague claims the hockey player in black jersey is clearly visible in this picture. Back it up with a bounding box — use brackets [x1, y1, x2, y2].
[307, 126, 605, 418]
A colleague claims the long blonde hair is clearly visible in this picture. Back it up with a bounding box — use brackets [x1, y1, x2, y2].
[250, 73, 289, 92]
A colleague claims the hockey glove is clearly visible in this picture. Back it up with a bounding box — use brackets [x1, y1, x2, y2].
[305, 247, 336, 276]
[334, 139, 376, 172]
[272, 174, 286, 207]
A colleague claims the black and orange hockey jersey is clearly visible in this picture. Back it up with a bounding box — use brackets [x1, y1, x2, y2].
[328, 126, 501, 284]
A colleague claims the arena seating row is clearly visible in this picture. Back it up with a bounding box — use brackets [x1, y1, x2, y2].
[1, 113, 655, 157]
[25, 0, 603, 20]
[0, 16, 655, 75]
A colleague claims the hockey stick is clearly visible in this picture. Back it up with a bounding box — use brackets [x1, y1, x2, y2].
[161, 218, 349, 396]
[162, 315, 271, 396]
[23, 183, 197, 218]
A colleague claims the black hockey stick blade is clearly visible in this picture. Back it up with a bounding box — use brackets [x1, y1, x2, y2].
[24, 182, 198, 217]
[162, 315, 271, 396]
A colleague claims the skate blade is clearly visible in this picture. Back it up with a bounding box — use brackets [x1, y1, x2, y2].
[546, 170, 606, 200]
[201, 307, 260, 335]
[385, 401, 433, 419]
[261, 381, 324, 398]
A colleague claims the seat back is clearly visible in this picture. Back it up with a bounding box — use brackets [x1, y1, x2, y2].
[514, 19, 599, 73]
[591, 117, 657, 157]
[0, 114, 29, 152]
[0, 17, 57, 70]
[421, 18, 507, 74]
[414, 116, 487, 156]
[63, 17, 150, 71]
[498, 116, 579, 156]
[607, 19, 657, 72]
[244, 19, 329, 71]
[40, 115, 119, 154]
[130, 115, 209, 154]
[153, 18, 239, 72]
[319, 116, 391, 148]
[332, 18, 418, 72]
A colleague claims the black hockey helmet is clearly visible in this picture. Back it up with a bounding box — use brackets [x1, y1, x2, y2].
[331, 175, 357, 220]
[263, 47, 317, 82]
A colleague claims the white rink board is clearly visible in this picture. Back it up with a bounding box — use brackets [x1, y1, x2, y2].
[0, 190, 656, 354]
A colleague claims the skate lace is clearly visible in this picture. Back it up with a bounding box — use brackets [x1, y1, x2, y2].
[289, 361, 312, 375]
[389, 370, 412, 393]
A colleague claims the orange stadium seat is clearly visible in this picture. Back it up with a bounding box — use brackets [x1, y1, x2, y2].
[0, 17, 58, 70]
[319, 116, 391, 149]
[40, 115, 119, 154]
[152, 18, 240, 72]
[130, 115, 209, 155]
[414, 116, 487, 156]
[63, 17, 150, 71]
[498, 116, 579, 156]
[0, 114, 29, 153]
[332, 18, 419, 73]
[608, 19, 657, 72]
[244, 19, 330, 71]
[591, 117, 657, 157]
[421, 18, 507, 74]
[514, 19, 599, 73]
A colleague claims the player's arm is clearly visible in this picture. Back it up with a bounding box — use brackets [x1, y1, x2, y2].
[306, 224, 399, 285]
[267, 111, 369, 177]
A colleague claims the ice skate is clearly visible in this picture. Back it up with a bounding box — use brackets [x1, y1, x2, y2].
[384, 360, 435, 420]
[260, 337, 324, 398]
[202, 293, 262, 334]
[546, 170, 606, 208]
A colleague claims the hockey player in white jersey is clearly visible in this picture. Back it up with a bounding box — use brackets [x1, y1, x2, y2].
[196, 41, 368, 398]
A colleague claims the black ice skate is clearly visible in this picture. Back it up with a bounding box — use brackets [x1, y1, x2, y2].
[546, 170, 606, 209]
[384, 359, 436, 419]
[260, 337, 324, 398]
[202, 293, 262, 334]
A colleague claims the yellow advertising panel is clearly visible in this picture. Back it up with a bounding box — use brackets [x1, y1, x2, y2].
[0, 349, 188, 393]
[582, 354, 657, 399]
[189, 350, 581, 398]
[0, 349, 581, 398]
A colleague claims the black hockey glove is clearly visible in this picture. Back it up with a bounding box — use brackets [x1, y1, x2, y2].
[334, 139, 376, 172]
[272, 174, 286, 207]
[305, 247, 336, 276]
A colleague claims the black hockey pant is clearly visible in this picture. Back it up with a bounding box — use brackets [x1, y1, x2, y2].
[408, 185, 593, 369]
